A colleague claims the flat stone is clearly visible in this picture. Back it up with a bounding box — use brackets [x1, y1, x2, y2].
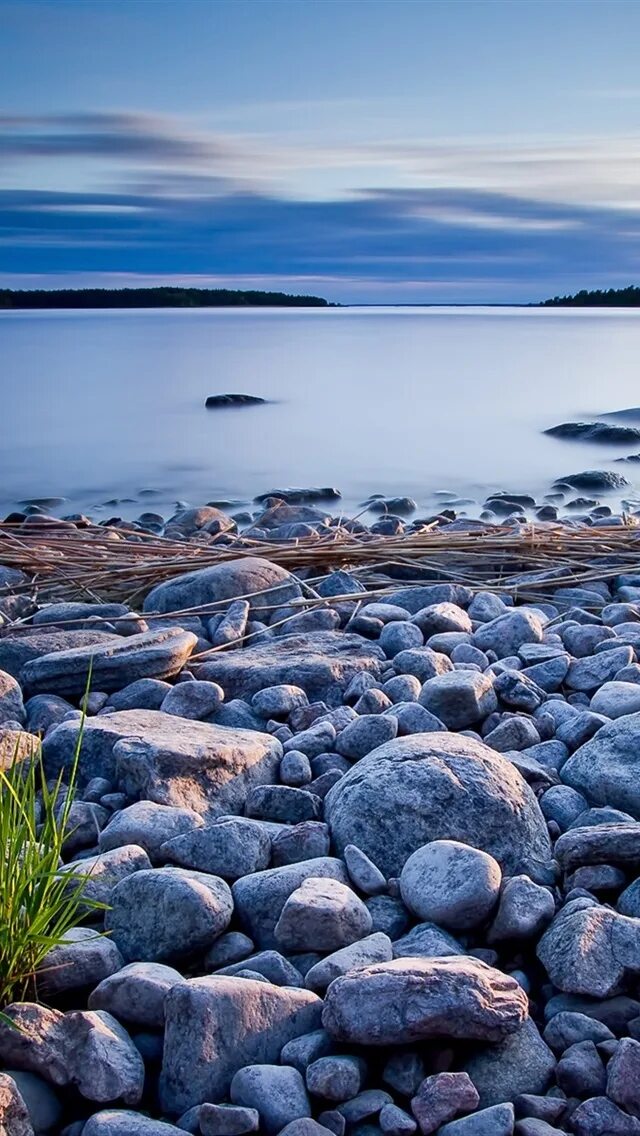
[21, 627, 197, 697]
[196, 632, 384, 707]
[0, 630, 118, 681]
[43, 709, 281, 818]
[82, 1110, 185, 1135]
[437, 1103, 515, 1136]
[321, 957, 528, 1045]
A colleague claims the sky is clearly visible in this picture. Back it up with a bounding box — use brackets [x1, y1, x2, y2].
[2, 0, 640, 302]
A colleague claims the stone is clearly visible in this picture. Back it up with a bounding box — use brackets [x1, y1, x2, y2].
[106, 677, 173, 711]
[399, 840, 501, 930]
[0, 669, 25, 724]
[62, 1010, 144, 1104]
[392, 647, 453, 683]
[105, 867, 233, 962]
[590, 680, 640, 717]
[36, 928, 123, 997]
[160, 977, 322, 1113]
[392, 922, 463, 959]
[2, 1069, 61, 1135]
[229, 1065, 310, 1135]
[325, 733, 551, 878]
[411, 604, 472, 637]
[487, 876, 554, 941]
[561, 712, 640, 816]
[246, 784, 321, 823]
[281, 751, 313, 785]
[161, 818, 271, 878]
[88, 962, 185, 1027]
[462, 1018, 554, 1107]
[383, 1052, 425, 1098]
[307, 1057, 363, 1102]
[343, 845, 387, 895]
[160, 681, 224, 719]
[0, 630, 119, 681]
[322, 956, 528, 1045]
[410, 1072, 479, 1134]
[280, 1030, 334, 1074]
[385, 702, 445, 736]
[82, 1111, 184, 1135]
[365, 895, 410, 938]
[214, 950, 303, 987]
[305, 933, 393, 993]
[555, 1040, 605, 1097]
[565, 646, 635, 692]
[537, 901, 640, 996]
[520, 656, 570, 693]
[379, 623, 424, 657]
[540, 786, 587, 830]
[272, 821, 331, 866]
[0, 1072, 35, 1136]
[99, 800, 203, 861]
[25, 692, 75, 733]
[275, 877, 372, 951]
[232, 858, 350, 948]
[21, 628, 197, 698]
[336, 1089, 393, 1123]
[473, 611, 543, 659]
[554, 822, 640, 870]
[58, 844, 151, 906]
[0, 1005, 69, 1085]
[606, 1036, 640, 1116]
[484, 717, 541, 752]
[335, 715, 398, 759]
[437, 1104, 515, 1135]
[197, 1104, 260, 1136]
[418, 672, 497, 729]
[143, 557, 299, 617]
[198, 633, 385, 708]
[379, 1104, 416, 1136]
[43, 710, 281, 819]
[0, 727, 40, 771]
[569, 1097, 640, 1135]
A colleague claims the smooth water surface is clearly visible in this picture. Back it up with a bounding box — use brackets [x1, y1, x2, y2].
[2, 305, 640, 520]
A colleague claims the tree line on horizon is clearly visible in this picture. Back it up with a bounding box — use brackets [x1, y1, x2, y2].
[540, 285, 640, 307]
[0, 286, 333, 310]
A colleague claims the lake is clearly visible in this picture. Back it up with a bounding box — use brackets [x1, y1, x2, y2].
[2, 305, 640, 521]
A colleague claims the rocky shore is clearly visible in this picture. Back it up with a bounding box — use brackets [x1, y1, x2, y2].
[4, 497, 640, 1135]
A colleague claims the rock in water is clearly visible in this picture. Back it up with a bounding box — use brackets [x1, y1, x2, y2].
[544, 421, 640, 443]
[321, 957, 528, 1045]
[42, 709, 281, 817]
[143, 558, 300, 618]
[20, 628, 197, 698]
[196, 633, 385, 707]
[160, 976, 322, 1113]
[205, 394, 266, 407]
[325, 733, 551, 878]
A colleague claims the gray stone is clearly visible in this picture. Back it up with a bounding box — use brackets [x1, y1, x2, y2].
[569, 1097, 640, 1135]
[399, 840, 501, 930]
[246, 784, 321, 823]
[537, 901, 640, 996]
[555, 1039, 605, 1097]
[89, 962, 185, 1027]
[539, 786, 588, 830]
[143, 557, 300, 617]
[232, 857, 350, 948]
[160, 976, 322, 1113]
[21, 628, 197, 697]
[520, 656, 570, 693]
[63, 1009, 144, 1104]
[280, 1030, 334, 1074]
[473, 611, 544, 659]
[484, 717, 541, 752]
[275, 877, 372, 951]
[322, 956, 528, 1045]
[392, 647, 453, 683]
[281, 751, 313, 786]
[197, 632, 384, 707]
[487, 876, 555, 941]
[463, 1019, 555, 1107]
[437, 1104, 515, 1136]
[160, 681, 224, 719]
[251, 685, 309, 718]
[335, 715, 398, 759]
[379, 622, 424, 657]
[411, 604, 472, 637]
[82, 1111, 184, 1135]
[418, 672, 497, 729]
[43, 710, 281, 819]
[272, 821, 331, 866]
[325, 733, 551, 878]
[554, 822, 640, 870]
[99, 800, 203, 861]
[307, 1056, 363, 1102]
[344, 845, 387, 895]
[25, 692, 75, 734]
[392, 922, 463, 959]
[58, 844, 152, 906]
[161, 818, 271, 878]
[105, 867, 233, 962]
[305, 933, 393, 993]
[229, 1065, 310, 1134]
[386, 585, 472, 612]
[562, 712, 640, 816]
[384, 702, 445, 735]
[565, 646, 635, 692]
[410, 1072, 479, 1135]
[197, 1104, 260, 1136]
[0, 630, 119, 681]
[106, 678, 173, 711]
[606, 1035, 640, 1117]
[336, 1089, 393, 1123]
[0, 1004, 70, 1085]
[279, 1123, 334, 1136]
[0, 1072, 35, 1136]
[379, 1104, 416, 1136]
[214, 950, 303, 987]
[36, 928, 123, 997]
[365, 895, 410, 938]
[1, 1069, 61, 1135]
[0, 669, 25, 724]
[591, 680, 640, 717]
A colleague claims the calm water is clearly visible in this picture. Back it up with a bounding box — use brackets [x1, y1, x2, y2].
[2, 305, 640, 521]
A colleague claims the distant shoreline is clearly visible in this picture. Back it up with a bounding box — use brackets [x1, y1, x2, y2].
[0, 286, 334, 310]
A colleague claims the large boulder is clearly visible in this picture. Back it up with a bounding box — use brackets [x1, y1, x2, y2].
[321, 956, 528, 1045]
[159, 976, 322, 1114]
[325, 733, 552, 878]
[143, 558, 300, 618]
[21, 628, 197, 698]
[562, 712, 640, 816]
[42, 710, 281, 818]
[197, 633, 385, 707]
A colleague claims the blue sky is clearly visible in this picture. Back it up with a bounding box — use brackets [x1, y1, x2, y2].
[2, 0, 640, 301]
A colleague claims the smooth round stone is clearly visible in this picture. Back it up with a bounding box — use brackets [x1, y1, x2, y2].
[399, 840, 502, 930]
